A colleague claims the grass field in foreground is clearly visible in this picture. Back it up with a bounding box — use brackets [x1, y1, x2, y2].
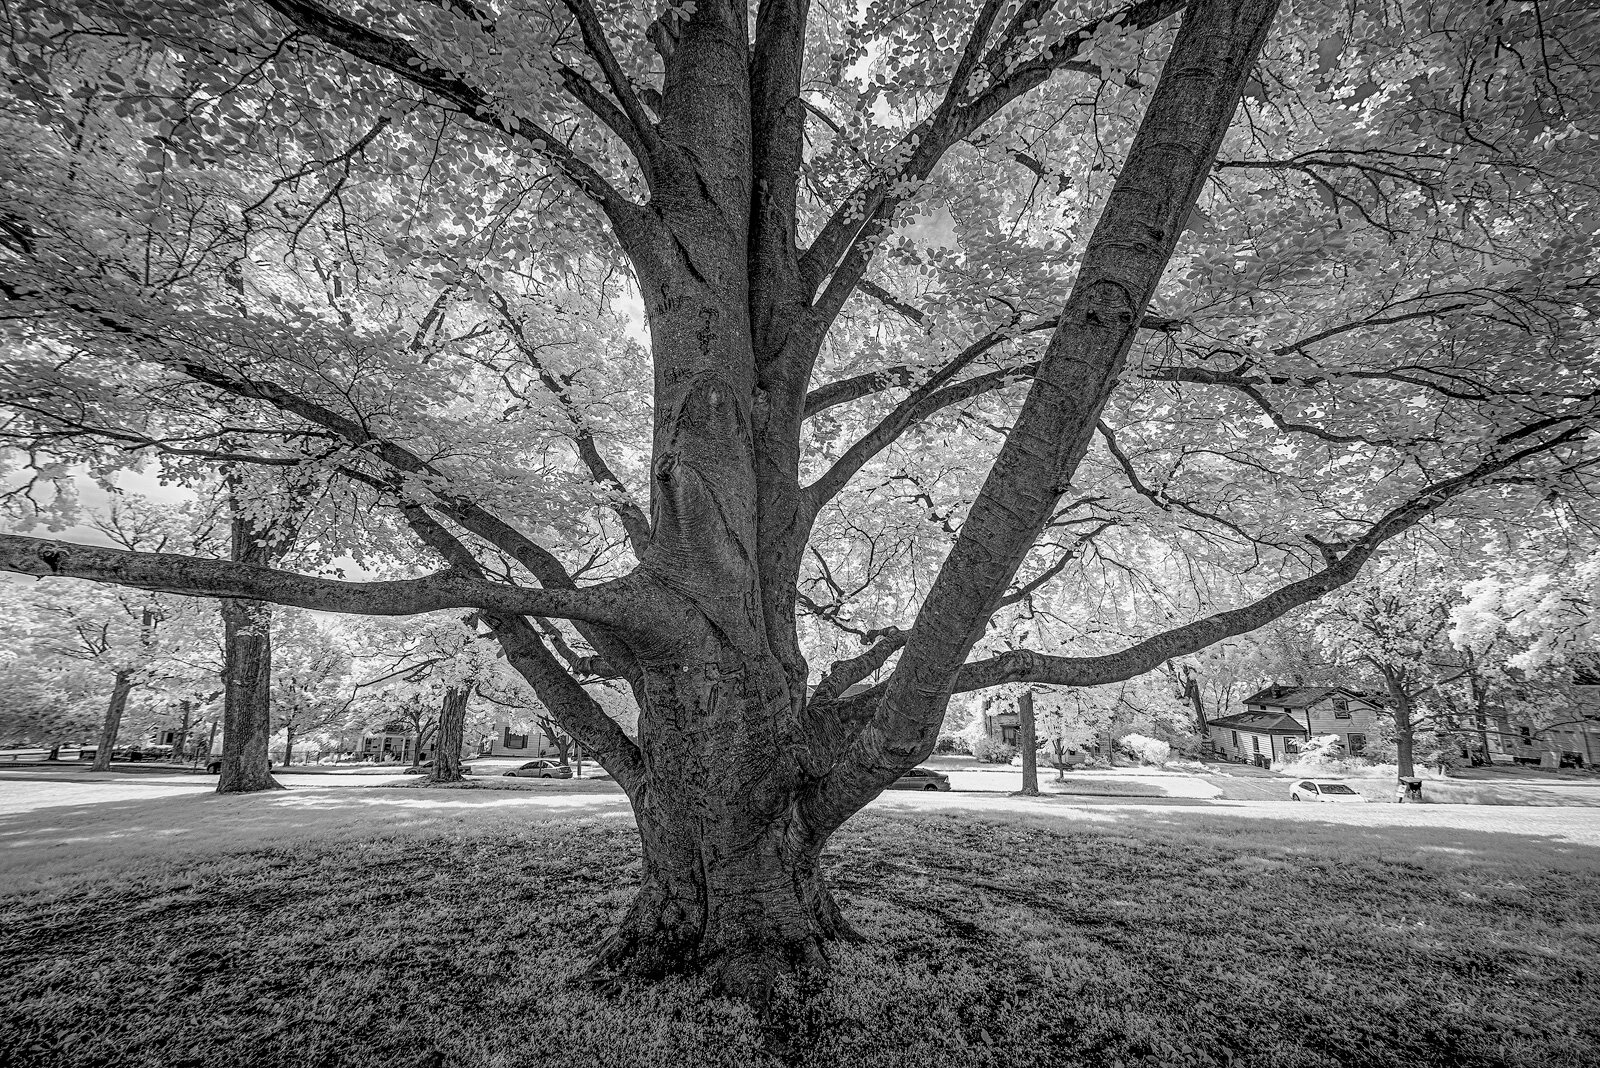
[1, 800, 1597, 1068]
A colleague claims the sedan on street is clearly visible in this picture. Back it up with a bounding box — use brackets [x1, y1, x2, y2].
[503, 760, 574, 779]
[888, 767, 951, 791]
[1288, 779, 1367, 803]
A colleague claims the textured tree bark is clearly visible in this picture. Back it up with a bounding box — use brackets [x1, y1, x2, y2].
[216, 474, 294, 794]
[1018, 689, 1039, 796]
[89, 669, 134, 772]
[217, 596, 282, 794]
[430, 685, 468, 783]
[282, 725, 296, 768]
[594, 803, 859, 1000]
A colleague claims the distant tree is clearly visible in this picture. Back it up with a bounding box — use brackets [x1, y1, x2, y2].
[1452, 552, 1600, 760]
[1315, 560, 1471, 782]
[0, 656, 106, 750]
[271, 610, 355, 766]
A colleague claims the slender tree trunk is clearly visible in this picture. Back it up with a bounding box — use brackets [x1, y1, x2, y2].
[1394, 708, 1415, 780]
[1381, 668, 1420, 800]
[282, 724, 296, 769]
[1180, 666, 1207, 736]
[1018, 689, 1039, 796]
[172, 699, 193, 762]
[47, 743, 59, 761]
[1470, 676, 1493, 765]
[89, 669, 134, 772]
[539, 719, 572, 764]
[430, 686, 469, 784]
[218, 597, 282, 793]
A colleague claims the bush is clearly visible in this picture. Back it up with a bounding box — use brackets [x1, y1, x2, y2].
[970, 737, 1018, 764]
[933, 734, 967, 755]
[1119, 733, 1171, 767]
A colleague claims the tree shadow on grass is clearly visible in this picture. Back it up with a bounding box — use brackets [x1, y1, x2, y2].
[1, 798, 1597, 1068]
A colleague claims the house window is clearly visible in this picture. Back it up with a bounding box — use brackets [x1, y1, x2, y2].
[504, 730, 528, 750]
[1231, 730, 1240, 748]
[1347, 733, 1366, 756]
[1284, 738, 1300, 756]
[1519, 726, 1533, 745]
[1251, 736, 1261, 754]
[1001, 726, 1019, 745]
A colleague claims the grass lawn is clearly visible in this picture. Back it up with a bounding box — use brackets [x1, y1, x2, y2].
[1, 789, 1597, 1068]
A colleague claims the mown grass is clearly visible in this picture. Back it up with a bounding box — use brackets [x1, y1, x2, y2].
[2, 804, 1597, 1068]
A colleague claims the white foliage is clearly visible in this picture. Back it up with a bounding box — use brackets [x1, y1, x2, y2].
[1119, 732, 1170, 767]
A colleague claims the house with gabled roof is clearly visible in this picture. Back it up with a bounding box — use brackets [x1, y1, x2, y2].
[1207, 685, 1386, 768]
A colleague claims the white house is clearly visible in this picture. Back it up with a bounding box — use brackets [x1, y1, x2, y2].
[476, 720, 567, 759]
[1208, 685, 1386, 768]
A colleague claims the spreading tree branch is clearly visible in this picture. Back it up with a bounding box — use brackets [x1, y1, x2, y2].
[0, 533, 636, 623]
[800, 0, 1282, 832]
[259, 0, 641, 223]
[950, 425, 1590, 692]
[797, 0, 1188, 330]
[487, 292, 652, 556]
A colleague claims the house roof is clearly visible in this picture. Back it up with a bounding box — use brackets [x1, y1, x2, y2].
[1240, 684, 1384, 709]
[1206, 711, 1307, 733]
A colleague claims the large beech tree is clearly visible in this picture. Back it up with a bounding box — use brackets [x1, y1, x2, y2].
[4, 0, 1600, 993]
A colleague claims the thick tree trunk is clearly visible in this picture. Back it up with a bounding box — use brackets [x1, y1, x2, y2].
[217, 472, 293, 794]
[89, 669, 134, 772]
[217, 597, 283, 794]
[1018, 689, 1039, 795]
[594, 805, 860, 1000]
[430, 686, 468, 783]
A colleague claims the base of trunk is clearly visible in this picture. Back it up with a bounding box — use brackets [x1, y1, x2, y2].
[216, 763, 285, 794]
[587, 861, 863, 1001]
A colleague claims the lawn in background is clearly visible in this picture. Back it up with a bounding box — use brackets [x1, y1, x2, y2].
[1, 790, 1596, 1068]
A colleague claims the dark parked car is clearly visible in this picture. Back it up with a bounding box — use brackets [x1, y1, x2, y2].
[402, 760, 434, 775]
[205, 758, 273, 775]
[888, 767, 951, 791]
[503, 760, 573, 779]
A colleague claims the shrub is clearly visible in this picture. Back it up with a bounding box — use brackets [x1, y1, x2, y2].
[970, 737, 1018, 764]
[1119, 733, 1171, 767]
[934, 734, 967, 755]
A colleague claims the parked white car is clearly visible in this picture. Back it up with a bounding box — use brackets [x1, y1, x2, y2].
[1289, 779, 1368, 803]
